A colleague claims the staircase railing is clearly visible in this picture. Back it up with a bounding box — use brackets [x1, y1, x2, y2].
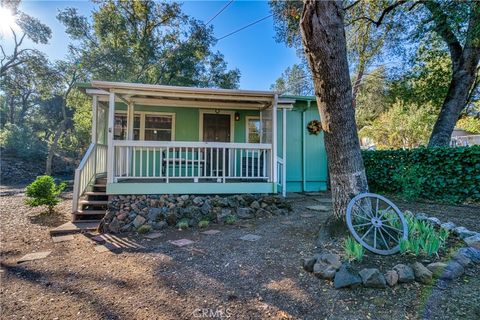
[72, 143, 108, 213]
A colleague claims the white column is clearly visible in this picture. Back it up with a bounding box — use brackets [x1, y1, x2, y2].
[282, 107, 287, 197]
[107, 92, 115, 184]
[91, 95, 98, 144]
[127, 102, 134, 140]
[272, 94, 278, 188]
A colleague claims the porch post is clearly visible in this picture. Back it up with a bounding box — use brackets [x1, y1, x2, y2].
[127, 102, 134, 140]
[272, 94, 278, 189]
[282, 107, 287, 197]
[91, 95, 98, 144]
[107, 92, 115, 184]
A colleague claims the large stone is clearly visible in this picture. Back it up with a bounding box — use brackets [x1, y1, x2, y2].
[385, 270, 398, 287]
[427, 262, 448, 278]
[441, 261, 465, 280]
[316, 253, 342, 270]
[334, 264, 362, 289]
[132, 215, 146, 228]
[313, 261, 337, 280]
[464, 234, 480, 249]
[359, 268, 387, 288]
[411, 262, 433, 284]
[237, 208, 254, 219]
[192, 196, 204, 205]
[415, 212, 428, 221]
[457, 247, 480, 263]
[452, 250, 472, 267]
[426, 217, 441, 226]
[250, 200, 260, 210]
[217, 208, 232, 222]
[302, 255, 318, 273]
[453, 227, 477, 239]
[393, 264, 415, 283]
[440, 221, 456, 232]
[108, 219, 121, 233]
[147, 207, 163, 221]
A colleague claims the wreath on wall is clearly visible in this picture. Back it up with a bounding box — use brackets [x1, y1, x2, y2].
[307, 120, 322, 135]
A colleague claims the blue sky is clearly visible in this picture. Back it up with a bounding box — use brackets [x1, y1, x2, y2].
[6, 0, 300, 90]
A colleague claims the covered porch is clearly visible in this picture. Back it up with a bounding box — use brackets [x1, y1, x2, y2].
[73, 81, 291, 213]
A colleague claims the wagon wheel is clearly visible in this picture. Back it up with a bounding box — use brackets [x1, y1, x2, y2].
[346, 193, 408, 255]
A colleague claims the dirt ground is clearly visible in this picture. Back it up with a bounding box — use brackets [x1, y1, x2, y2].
[1, 185, 479, 320]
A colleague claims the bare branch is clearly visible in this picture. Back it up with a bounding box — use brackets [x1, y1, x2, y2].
[347, 0, 407, 27]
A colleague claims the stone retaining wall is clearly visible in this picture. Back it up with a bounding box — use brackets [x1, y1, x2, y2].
[102, 194, 292, 233]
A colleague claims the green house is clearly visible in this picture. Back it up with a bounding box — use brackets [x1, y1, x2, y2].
[73, 81, 327, 220]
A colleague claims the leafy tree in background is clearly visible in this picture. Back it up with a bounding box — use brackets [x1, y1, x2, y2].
[270, 63, 313, 95]
[57, 0, 240, 88]
[355, 66, 388, 130]
[0, 0, 51, 77]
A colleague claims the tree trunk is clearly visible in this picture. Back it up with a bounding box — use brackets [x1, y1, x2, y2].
[45, 120, 65, 176]
[300, 1, 369, 232]
[428, 62, 479, 146]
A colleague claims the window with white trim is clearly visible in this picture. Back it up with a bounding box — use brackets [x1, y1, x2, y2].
[246, 116, 261, 143]
[114, 112, 174, 141]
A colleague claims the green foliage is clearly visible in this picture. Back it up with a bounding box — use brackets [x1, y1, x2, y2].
[362, 146, 480, 203]
[224, 215, 237, 225]
[456, 117, 480, 134]
[137, 224, 152, 234]
[355, 67, 389, 129]
[198, 220, 209, 228]
[270, 63, 313, 96]
[25, 175, 66, 213]
[399, 215, 449, 257]
[176, 218, 189, 230]
[343, 236, 365, 262]
[0, 123, 47, 159]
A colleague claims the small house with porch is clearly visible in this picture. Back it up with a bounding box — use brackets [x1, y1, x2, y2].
[73, 81, 327, 221]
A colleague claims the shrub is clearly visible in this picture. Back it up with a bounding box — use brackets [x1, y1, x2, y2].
[137, 224, 152, 234]
[198, 220, 209, 228]
[176, 218, 189, 230]
[344, 237, 365, 262]
[25, 175, 66, 214]
[224, 215, 237, 225]
[0, 123, 47, 159]
[362, 146, 480, 203]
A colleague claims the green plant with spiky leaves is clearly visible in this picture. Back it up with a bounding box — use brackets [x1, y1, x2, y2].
[344, 237, 365, 262]
[176, 218, 189, 230]
[224, 215, 237, 225]
[198, 220, 209, 228]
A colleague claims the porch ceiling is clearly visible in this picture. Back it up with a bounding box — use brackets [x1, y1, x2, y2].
[88, 80, 279, 110]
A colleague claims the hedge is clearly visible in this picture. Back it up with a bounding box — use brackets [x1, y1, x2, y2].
[362, 146, 480, 203]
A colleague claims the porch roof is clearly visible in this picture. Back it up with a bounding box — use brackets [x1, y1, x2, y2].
[80, 80, 294, 110]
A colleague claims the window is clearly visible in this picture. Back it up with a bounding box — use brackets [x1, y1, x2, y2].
[144, 114, 173, 141]
[246, 116, 260, 143]
[114, 112, 174, 141]
[114, 114, 140, 140]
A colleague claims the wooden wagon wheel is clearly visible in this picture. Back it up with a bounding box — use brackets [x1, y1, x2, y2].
[346, 193, 408, 255]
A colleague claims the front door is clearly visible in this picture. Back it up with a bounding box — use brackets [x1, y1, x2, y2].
[203, 113, 231, 142]
[203, 114, 231, 178]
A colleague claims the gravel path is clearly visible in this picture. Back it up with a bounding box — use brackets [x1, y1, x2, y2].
[1, 187, 479, 319]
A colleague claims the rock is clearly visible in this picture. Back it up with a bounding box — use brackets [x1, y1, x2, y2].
[415, 212, 428, 221]
[152, 221, 167, 230]
[427, 262, 448, 278]
[317, 253, 342, 270]
[453, 227, 477, 239]
[250, 200, 260, 210]
[385, 270, 398, 286]
[116, 212, 127, 221]
[166, 212, 177, 226]
[217, 208, 232, 222]
[426, 217, 441, 226]
[334, 264, 362, 289]
[393, 264, 415, 283]
[302, 255, 318, 273]
[359, 268, 387, 288]
[440, 221, 456, 231]
[147, 207, 163, 221]
[192, 196, 204, 205]
[200, 202, 212, 215]
[108, 219, 121, 233]
[313, 261, 337, 280]
[452, 250, 472, 267]
[180, 195, 189, 201]
[464, 234, 480, 249]
[457, 247, 480, 263]
[132, 215, 146, 228]
[441, 261, 465, 280]
[237, 208, 254, 219]
[411, 262, 433, 284]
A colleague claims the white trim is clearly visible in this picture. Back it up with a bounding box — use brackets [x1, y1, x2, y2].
[107, 93, 115, 183]
[245, 116, 260, 143]
[114, 110, 176, 141]
[282, 107, 287, 197]
[199, 109, 235, 142]
[112, 140, 272, 149]
[272, 94, 278, 184]
[91, 95, 98, 143]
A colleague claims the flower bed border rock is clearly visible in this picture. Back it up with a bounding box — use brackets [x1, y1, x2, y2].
[302, 212, 480, 289]
[102, 194, 292, 234]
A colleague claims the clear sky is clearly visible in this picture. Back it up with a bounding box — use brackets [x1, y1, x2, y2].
[5, 0, 300, 90]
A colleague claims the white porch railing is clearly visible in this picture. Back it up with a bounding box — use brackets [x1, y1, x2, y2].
[112, 140, 273, 183]
[72, 143, 107, 212]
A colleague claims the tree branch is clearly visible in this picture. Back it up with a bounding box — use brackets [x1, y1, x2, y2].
[347, 0, 407, 27]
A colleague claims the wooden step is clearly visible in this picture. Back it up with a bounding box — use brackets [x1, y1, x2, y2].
[92, 184, 107, 188]
[75, 210, 106, 215]
[84, 191, 107, 196]
[79, 200, 108, 205]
